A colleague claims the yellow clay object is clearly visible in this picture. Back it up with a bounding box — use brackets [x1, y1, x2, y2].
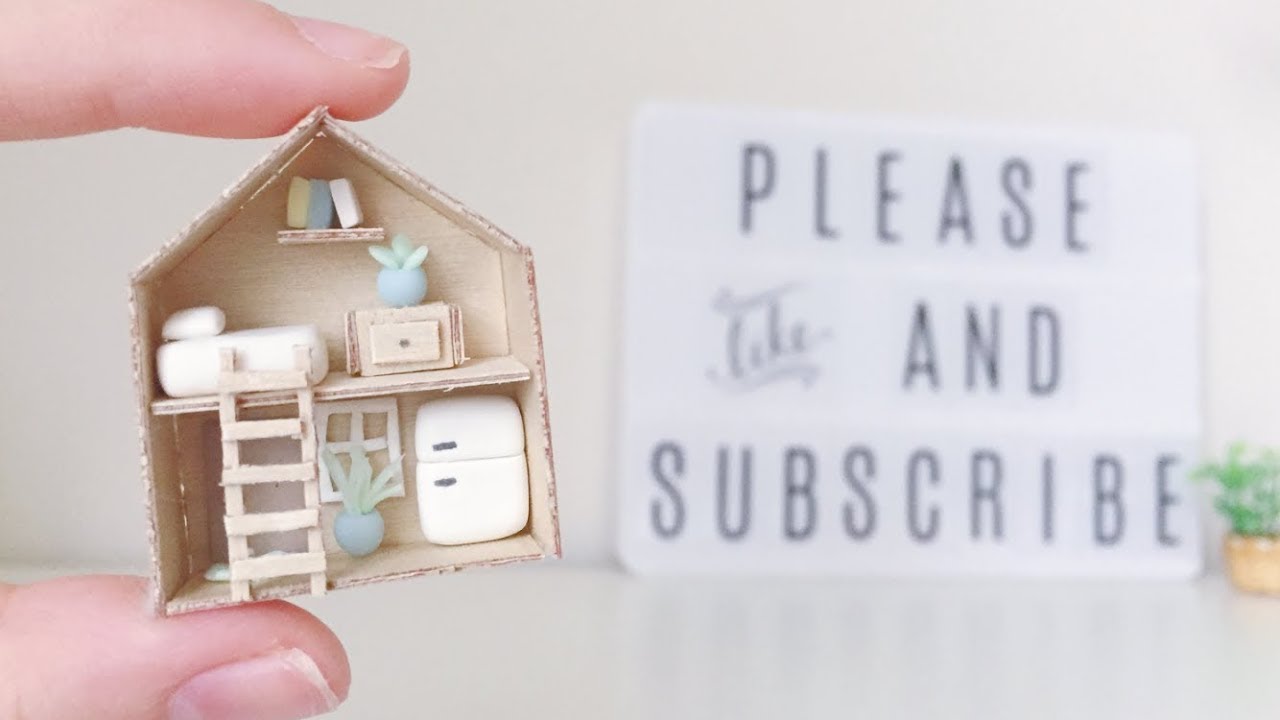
[286, 176, 311, 228]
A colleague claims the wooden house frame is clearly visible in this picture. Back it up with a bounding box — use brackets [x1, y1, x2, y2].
[130, 107, 559, 615]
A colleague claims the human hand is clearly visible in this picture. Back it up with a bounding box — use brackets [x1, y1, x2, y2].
[0, 0, 408, 139]
[0, 0, 409, 717]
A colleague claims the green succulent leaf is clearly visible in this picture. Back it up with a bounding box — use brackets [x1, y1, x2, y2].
[367, 455, 403, 501]
[367, 484, 403, 510]
[1194, 442, 1280, 536]
[321, 447, 360, 515]
[402, 245, 429, 270]
[324, 445, 403, 514]
[368, 245, 402, 270]
[321, 444, 404, 515]
[391, 234, 415, 262]
[348, 448, 375, 511]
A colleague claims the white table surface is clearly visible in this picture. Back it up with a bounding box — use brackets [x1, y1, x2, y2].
[4, 562, 1278, 719]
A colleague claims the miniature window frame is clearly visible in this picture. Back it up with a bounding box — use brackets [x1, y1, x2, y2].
[315, 398, 405, 504]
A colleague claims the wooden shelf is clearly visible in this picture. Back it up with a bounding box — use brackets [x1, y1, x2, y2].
[151, 355, 531, 416]
[277, 227, 386, 245]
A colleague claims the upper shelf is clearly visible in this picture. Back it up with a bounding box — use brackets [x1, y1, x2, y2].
[277, 227, 386, 245]
[151, 355, 531, 416]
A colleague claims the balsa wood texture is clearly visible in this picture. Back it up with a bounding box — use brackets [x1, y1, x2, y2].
[221, 418, 304, 441]
[346, 302, 465, 377]
[150, 356, 530, 415]
[129, 107, 559, 615]
[218, 346, 326, 600]
[277, 228, 386, 245]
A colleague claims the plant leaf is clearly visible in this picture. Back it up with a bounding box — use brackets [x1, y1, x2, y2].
[1198, 443, 1280, 536]
[321, 447, 360, 515]
[320, 447, 344, 483]
[368, 245, 401, 269]
[392, 234, 415, 262]
[367, 484, 403, 510]
[367, 455, 402, 502]
[348, 447, 375, 513]
[402, 245, 429, 269]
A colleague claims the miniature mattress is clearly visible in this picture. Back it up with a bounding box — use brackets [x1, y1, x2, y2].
[156, 325, 329, 398]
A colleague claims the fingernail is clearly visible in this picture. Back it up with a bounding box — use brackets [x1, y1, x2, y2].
[169, 649, 341, 720]
[289, 15, 406, 69]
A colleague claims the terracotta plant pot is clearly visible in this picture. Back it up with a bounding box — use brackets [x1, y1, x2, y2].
[1224, 534, 1280, 594]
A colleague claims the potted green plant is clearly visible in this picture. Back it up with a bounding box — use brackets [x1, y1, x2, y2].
[369, 234, 429, 307]
[320, 446, 403, 557]
[1193, 443, 1280, 594]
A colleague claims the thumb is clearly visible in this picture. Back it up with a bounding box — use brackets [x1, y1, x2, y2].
[0, 575, 350, 720]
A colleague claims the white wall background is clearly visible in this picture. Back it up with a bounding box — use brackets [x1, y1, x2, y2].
[0, 0, 1273, 568]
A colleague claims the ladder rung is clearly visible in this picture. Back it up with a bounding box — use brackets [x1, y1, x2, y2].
[218, 370, 309, 393]
[225, 508, 319, 536]
[222, 418, 304, 441]
[222, 463, 317, 485]
[230, 552, 326, 582]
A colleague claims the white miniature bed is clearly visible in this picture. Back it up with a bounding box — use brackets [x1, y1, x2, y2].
[157, 324, 329, 398]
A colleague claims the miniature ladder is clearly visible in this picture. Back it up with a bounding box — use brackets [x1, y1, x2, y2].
[218, 346, 327, 602]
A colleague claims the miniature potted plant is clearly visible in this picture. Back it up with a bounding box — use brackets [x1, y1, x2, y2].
[1193, 443, 1280, 594]
[320, 446, 403, 557]
[369, 234, 429, 307]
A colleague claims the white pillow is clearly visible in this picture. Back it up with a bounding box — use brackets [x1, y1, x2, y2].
[162, 306, 225, 341]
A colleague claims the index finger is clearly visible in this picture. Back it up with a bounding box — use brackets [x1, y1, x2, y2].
[0, 0, 410, 140]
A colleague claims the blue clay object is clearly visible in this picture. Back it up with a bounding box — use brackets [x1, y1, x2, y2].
[306, 179, 334, 229]
[334, 509, 385, 557]
[377, 267, 428, 307]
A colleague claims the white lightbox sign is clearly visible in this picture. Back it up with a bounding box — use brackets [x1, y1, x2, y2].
[619, 104, 1202, 577]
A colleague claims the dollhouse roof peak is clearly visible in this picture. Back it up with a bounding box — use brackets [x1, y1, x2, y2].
[131, 106, 528, 285]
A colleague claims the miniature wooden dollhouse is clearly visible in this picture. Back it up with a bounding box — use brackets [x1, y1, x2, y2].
[129, 107, 559, 615]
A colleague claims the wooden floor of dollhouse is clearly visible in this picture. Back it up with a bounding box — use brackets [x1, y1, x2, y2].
[167, 531, 546, 614]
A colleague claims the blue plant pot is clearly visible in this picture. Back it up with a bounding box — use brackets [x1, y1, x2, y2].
[334, 509, 385, 557]
[377, 267, 428, 307]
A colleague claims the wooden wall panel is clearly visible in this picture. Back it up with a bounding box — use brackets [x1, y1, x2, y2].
[501, 250, 560, 556]
[156, 137, 510, 372]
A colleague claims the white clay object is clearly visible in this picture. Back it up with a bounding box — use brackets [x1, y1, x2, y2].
[415, 395, 529, 545]
[417, 456, 529, 546]
[157, 324, 329, 397]
[415, 395, 525, 462]
[162, 306, 226, 341]
[329, 178, 364, 229]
